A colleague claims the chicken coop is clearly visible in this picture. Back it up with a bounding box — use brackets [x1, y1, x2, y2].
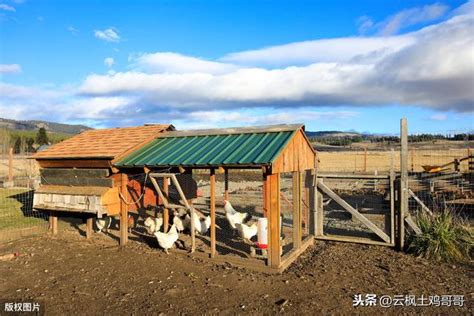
[31, 124, 175, 239]
[115, 124, 317, 272]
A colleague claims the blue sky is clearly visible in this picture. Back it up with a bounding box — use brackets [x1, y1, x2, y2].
[0, 0, 473, 133]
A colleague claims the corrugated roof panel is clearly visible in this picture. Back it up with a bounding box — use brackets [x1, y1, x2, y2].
[115, 130, 297, 167]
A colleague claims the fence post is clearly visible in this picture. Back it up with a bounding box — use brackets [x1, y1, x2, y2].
[390, 149, 395, 245]
[399, 118, 408, 250]
[8, 147, 13, 183]
[363, 146, 367, 172]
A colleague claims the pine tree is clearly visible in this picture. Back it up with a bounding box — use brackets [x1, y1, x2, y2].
[36, 127, 49, 145]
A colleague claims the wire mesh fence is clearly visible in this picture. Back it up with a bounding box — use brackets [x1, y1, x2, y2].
[407, 132, 473, 221]
[0, 176, 49, 243]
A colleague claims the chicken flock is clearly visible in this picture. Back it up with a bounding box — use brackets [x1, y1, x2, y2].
[141, 199, 260, 254]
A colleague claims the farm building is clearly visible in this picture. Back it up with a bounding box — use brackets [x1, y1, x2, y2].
[32, 124, 175, 239]
[32, 123, 317, 272]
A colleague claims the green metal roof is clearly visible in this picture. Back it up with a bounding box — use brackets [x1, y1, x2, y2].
[115, 129, 297, 168]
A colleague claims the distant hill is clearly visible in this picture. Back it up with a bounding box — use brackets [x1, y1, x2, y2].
[306, 130, 362, 138]
[0, 118, 91, 134]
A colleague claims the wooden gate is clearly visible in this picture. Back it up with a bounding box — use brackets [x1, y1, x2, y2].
[314, 173, 396, 247]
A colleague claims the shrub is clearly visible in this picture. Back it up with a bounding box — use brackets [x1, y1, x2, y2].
[407, 210, 473, 263]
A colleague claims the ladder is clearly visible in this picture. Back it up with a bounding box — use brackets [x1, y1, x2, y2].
[148, 173, 196, 252]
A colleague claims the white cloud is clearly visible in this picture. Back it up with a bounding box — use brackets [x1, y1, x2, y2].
[356, 16, 374, 34]
[378, 3, 449, 35]
[0, 64, 21, 74]
[430, 113, 448, 121]
[67, 26, 78, 35]
[132, 52, 238, 74]
[94, 28, 120, 42]
[80, 13, 474, 113]
[221, 36, 414, 67]
[104, 57, 114, 68]
[0, 4, 15, 12]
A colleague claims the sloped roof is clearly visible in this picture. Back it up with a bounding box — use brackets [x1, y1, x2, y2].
[33, 124, 174, 160]
[115, 124, 304, 168]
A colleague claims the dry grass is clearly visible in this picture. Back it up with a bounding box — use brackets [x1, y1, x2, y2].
[318, 149, 471, 173]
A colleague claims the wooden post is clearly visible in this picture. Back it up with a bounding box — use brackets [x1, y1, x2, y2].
[263, 173, 268, 217]
[363, 146, 367, 172]
[8, 147, 13, 182]
[399, 118, 408, 250]
[390, 149, 395, 245]
[292, 172, 301, 249]
[315, 177, 324, 237]
[120, 173, 129, 246]
[86, 216, 93, 239]
[267, 173, 281, 268]
[49, 211, 58, 235]
[224, 168, 229, 201]
[163, 178, 169, 232]
[210, 169, 216, 258]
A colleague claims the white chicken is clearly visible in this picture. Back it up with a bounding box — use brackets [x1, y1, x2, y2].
[95, 216, 112, 233]
[144, 216, 163, 235]
[184, 212, 211, 235]
[224, 200, 250, 229]
[154, 224, 179, 254]
[235, 221, 258, 241]
[172, 209, 188, 232]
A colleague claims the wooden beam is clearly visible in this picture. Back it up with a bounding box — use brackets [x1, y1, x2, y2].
[163, 178, 169, 232]
[210, 169, 216, 258]
[405, 215, 422, 235]
[8, 147, 13, 182]
[317, 180, 391, 243]
[292, 172, 301, 249]
[318, 173, 390, 179]
[120, 173, 129, 246]
[49, 211, 58, 235]
[317, 235, 395, 247]
[268, 173, 281, 268]
[408, 189, 433, 216]
[390, 149, 395, 245]
[224, 168, 229, 201]
[399, 118, 408, 250]
[86, 216, 93, 239]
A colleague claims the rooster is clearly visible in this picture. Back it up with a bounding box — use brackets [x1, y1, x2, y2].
[235, 221, 258, 241]
[144, 216, 163, 235]
[224, 200, 250, 230]
[154, 224, 179, 254]
[95, 216, 112, 233]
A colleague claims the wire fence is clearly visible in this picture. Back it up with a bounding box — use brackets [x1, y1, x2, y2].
[407, 133, 473, 221]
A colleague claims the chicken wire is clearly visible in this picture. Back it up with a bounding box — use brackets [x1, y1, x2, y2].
[407, 132, 473, 221]
[0, 176, 49, 243]
[320, 176, 392, 243]
[279, 172, 295, 255]
[191, 169, 265, 260]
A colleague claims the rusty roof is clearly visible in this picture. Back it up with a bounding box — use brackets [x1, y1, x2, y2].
[33, 124, 174, 160]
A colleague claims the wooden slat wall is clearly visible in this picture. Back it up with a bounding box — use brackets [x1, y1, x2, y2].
[272, 129, 316, 173]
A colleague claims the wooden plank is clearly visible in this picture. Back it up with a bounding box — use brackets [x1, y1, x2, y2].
[268, 173, 281, 268]
[292, 172, 301, 249]
[120, 173, 128, 246]
[8, 147, 13, 182]
[36, 159, 111, 169]
[399, 118, 408, 250]
[317, 180, 391, 243]
[86, 216, 93, 239]
[163, 178, 169, 232]
[405, 215, 422, 235]
[318, 173, 390, 179]
[210, 169, 216, 258]
[316, 235, 395, 247]
[390, 149, 395, 245]
[278, 236, 314, 272]
[408, 189, 433, 216]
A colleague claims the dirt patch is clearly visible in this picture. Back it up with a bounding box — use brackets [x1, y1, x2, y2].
[0, 228, 472, 314]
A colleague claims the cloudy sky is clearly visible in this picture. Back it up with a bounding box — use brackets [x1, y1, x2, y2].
[0, 0, 473, 133]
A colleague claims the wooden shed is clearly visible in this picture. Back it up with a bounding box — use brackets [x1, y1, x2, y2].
[115, 124, 317, 272]
[32, 124, 174, 237]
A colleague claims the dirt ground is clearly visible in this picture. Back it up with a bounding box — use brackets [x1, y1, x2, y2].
[0, 227, 472, 315]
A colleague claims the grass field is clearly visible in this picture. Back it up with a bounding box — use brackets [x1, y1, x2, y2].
[0, 188, 46, 231]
